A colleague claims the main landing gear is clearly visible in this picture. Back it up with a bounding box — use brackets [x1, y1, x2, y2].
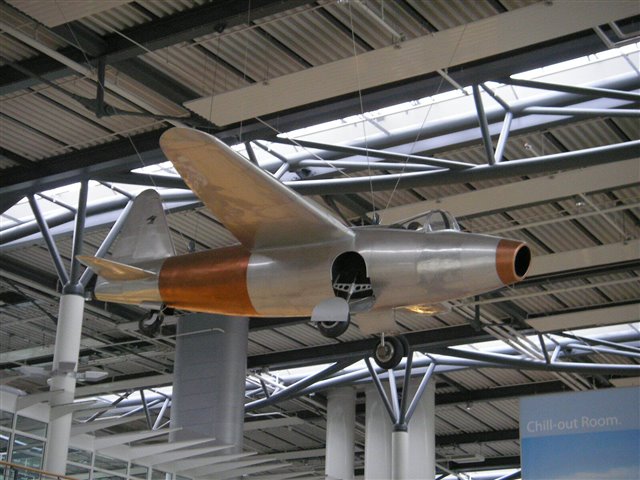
[139, 307, 174, 337]
[316, 318, 351, 338]
[373, 334, 409, 370]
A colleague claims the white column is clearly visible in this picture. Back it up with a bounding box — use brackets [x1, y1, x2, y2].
[44, 293, 85, 474]
[406, 379, 435, 480]
[325, 387, 356, 480]
[391, 430, 409, 480]
[364, 384, 392, 479]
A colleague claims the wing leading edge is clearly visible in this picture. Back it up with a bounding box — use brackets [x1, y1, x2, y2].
[160, 128, 354, 250]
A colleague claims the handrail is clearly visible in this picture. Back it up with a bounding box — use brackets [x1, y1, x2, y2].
[0, 460, 79, 480]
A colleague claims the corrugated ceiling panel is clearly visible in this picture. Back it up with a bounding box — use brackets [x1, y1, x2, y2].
[522, 370, 560, 382]
[77, 3, 152, 36]
[0, 3, 68, 50]
[508, 290, 565, 314]
[245, 429, 299, 452]
[0, 117, 72, 160]
[320, 1, 398, 50]
[501, 0, 541, 10]
[592, 272, 640, 303]
[1, 92, 115, 148]
[141, 41, 250, 97]
[612, 117, 640, 140]
[110, 70, 188, 118]
[462, 439, 521, 456]
[526, 221, 600, 253]
[197, 27, 305, 82]
[437, 404, 494, 433]
[462, 402, 517, 430]
[544, 279, 606, 308]
[4, 247, 66, 277]
[475, 368, 532, 386]
[367, 0, 431, 39]
[551, 118, 622, 151]
[258, 7, 366, 66]
[247, 338, 273, 356]
[407, 0, 498, 31]
[167, 209, 238, 250]
[250, 329, 309, 352]
[0, 34, 42, 63]
[135, 0, 207, 18]
[6, 0, 132, 28]
[444, 368, 499, 390]
[268, 426, 322, 450]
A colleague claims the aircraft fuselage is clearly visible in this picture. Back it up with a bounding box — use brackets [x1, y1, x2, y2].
[94, 227, 530, 318]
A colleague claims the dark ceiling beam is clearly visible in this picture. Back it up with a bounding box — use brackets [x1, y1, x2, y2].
[436, 381, 567, 405]
[0, 0, 314, 96]
[0, 129, 168, 199]
[247, 325, 498, 370]
[111, 59, 200, 106]
[437, 429, 518, 446]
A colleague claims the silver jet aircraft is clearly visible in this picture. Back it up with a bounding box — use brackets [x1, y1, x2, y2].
[80, 128, 531, 368]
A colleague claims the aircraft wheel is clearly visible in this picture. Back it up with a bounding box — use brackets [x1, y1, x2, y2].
[139, 311, 163, 337]
[316, 318, 350, 338]
[373, 336, 405, 370]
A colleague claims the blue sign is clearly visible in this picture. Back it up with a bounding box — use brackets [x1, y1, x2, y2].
[520, 387, 640, 480]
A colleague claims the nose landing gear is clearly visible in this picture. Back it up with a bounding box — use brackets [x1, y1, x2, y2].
[373, 334, 409, 370]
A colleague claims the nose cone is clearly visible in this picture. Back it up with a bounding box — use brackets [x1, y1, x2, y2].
[496, 240, 531, 285]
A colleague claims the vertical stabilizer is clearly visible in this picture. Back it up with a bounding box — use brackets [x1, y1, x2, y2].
[111, 189, 175, 264]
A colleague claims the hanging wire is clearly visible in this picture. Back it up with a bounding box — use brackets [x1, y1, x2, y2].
[383, 24, 470, 212]
[347, 1, 376, 218]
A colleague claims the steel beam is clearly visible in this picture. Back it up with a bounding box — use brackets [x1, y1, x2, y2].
[472, 84, 496, 165]
[27, 195, 69, 285]
[0, 129, 167, 199]
[505, 76, 640, 102]
[290, 140, 640, 195]
[79, 200, 134, 287]
[0, 1, 314, 95]
[67, 180, 89, 288]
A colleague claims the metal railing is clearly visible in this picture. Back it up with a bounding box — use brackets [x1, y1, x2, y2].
[0, 461, 78, 480]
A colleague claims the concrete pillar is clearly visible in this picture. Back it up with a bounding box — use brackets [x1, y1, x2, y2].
[44, 293, 85, 474]
[325, 387, 356, 480]
[364, 378, 436, 480]
[391, 430, 409, 480]
[170, 313, 248, 454]
[364, 384, 392, 479]
[406, 379, 435, 480]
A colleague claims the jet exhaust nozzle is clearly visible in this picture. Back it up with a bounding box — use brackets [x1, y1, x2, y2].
[496, 240, 531, 285]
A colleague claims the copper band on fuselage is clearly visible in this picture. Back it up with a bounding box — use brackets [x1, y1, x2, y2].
[496, 239, 527, 285]
[158, 246, 258, 316]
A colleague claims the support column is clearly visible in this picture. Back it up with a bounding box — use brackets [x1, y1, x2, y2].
[170, 313, 248, 453]
[44, 292, 85, 474]
[364, 384, 392, 479]
[325, 387, 356, 480]
[406, 379, 435, 480]
[364, 376, 436, 480]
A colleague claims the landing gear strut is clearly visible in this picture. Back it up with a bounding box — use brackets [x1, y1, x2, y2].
[373, 335, 409, 370]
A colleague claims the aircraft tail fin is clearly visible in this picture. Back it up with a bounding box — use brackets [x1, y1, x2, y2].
[77, 256, 156, 281]
[110, 189, 176, 264]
